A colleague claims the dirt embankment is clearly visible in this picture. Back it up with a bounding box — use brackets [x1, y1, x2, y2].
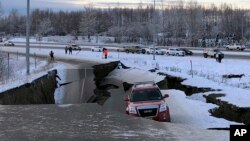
[0, 70, 57, 105]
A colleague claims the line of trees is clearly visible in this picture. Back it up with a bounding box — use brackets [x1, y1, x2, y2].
[0, 1, 250, 46]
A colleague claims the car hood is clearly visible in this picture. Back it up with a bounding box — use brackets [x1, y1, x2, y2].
[129, 100, 163, 108]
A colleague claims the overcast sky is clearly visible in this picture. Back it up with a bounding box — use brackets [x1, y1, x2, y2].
[1, 0, 250, 15]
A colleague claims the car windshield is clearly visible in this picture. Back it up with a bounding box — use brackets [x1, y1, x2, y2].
[130, 89, 162, 102]
[214, 49, 220, 52]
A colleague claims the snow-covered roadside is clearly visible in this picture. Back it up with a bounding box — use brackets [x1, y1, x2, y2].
[163, 89, 237, 129]
[0, 59, 62, 93]
[192, 50, 250, 56]
[0, 46, 117, 102]
[119, 54, 250, 107]
[0, 47, 118, 64]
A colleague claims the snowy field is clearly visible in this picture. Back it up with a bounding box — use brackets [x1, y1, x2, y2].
[1, 46, 249, 129]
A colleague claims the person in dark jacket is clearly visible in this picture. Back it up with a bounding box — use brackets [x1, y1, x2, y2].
[215, 53, 223, 63]
[68, 46, 72, 54]
[65, 46, 68, 54]
[49, 50, 54, 61]
[218, 54, 223, 63]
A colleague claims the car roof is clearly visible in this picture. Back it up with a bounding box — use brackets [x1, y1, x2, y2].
[132, 82, 158, 91]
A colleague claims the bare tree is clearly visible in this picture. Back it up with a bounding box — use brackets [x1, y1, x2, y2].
[38, 18, 54, 36]
[79, 7, 97, 42]
[0, 1, 3, 18]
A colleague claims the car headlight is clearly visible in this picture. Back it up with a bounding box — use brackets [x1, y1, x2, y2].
[129, 106, 137, 114]
[159, 103, 168, 112]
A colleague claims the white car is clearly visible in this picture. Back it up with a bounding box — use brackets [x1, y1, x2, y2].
[4, 41, 15, 46]
[225, 44, 245, 51]
[145, 47, 164, 55]
[91, 46, 103, 52]
[203, 48, 224, 58]
[165, 48, 185, 56]
[66, 44, 81, 51]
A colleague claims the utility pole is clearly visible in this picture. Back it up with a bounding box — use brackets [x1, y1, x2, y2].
[26, 0, 30, 75]
[153, 0, 156, 60]
[242, 14, 244, 39]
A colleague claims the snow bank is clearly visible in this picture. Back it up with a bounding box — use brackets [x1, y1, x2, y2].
[164, 89, 238, 129]
[107, 67, 165, 84]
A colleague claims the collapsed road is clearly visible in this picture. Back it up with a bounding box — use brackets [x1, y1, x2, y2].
[0, 59, 229, 141]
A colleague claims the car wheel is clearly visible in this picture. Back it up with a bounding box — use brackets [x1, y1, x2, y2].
[176, 53, 179, 56]
[92, 49, 94, 52]
[166, 52, 169, 56]
[226, 47, 229, 50]
[126, 50, 129, 53]
[156, 52, 159, 55]
[147, 51, 150, 54]
[204, 54, 208, 58]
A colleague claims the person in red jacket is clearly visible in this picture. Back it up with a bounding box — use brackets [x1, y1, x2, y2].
[103, 48, 108, 59]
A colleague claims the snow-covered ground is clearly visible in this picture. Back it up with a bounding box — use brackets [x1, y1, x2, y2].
[0, 53, 64, 93]
[107, 64, 239, 129]
[119, 54, 250, 107]
[163, 89, 237, 129]
[1, 45, 249, 129]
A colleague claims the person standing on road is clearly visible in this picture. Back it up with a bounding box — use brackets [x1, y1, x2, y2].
[215, 53, 222, 63]
[102, 48, 106, 58]
[49, 50, 54, 61]
[218, 54, 223, 63]
[215, 53, 219, 62]
[65, 46, 68, 54]
[103, 48, 108, 59]
[69, 46, 72, 55]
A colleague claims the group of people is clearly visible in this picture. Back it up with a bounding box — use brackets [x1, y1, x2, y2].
[65, 46, 73, 54]
[49, 47, 109, 61]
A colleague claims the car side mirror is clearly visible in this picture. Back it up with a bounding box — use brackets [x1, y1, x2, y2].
[123, 96, 129, 101]
[163, 94, 169, 99]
